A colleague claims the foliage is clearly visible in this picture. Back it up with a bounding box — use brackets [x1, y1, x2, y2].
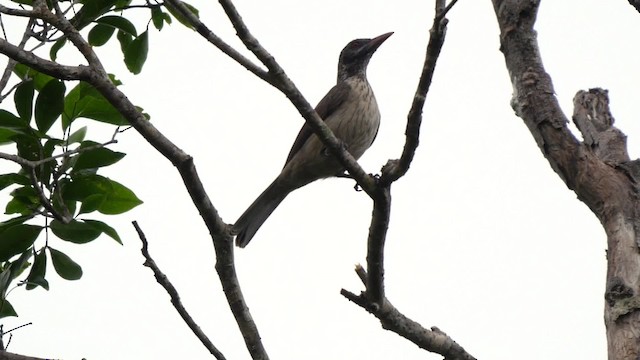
[0, 0, 200, 318]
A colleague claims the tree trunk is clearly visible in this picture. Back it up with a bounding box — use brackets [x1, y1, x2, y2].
[492, 1, 640, 358]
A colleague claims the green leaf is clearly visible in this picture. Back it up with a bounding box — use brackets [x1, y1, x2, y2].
[88, 23, 116, 47]
[52, 181, 77, 219]
[117, 29, 133, 55]
[0, 215, 33, 232]
[8, 249, 33, 283]
[77, 193, 104, 215]
[96, 15, 137, 36]
[13, 64, 55, 91]
[151, 7, 167, 30]
[65, 174, 113, 202]
[164, 1, 199, 29]
[14, 80, 34, 122]
[0, 110, 26, 129]
[50, 38, 67, 61]
[64, 174, 142, 214]
[0, 110, 27, 144]
[0, 173, 30, 191]
[26, 248, 48, 290]
[124, 31, 149, 74]
[73, 141, 125, 172]
[0, 269, 10, 298]
[63, 81, 128, 128]
[0, 224, 42, 262]
[6, 186, 40, 215]
[50, 219, 102, 244]
[70, 0, 119, 30]
[49, 247, 82, 280]
[0, 299, 18, 319]
[67, 126, 87, 144]
[98, 178, 143, 214]
[35, 80, 66, 132]
[83, 219, 122, 244]
[13, 133, 41, 163]
[4, 197, 31, 215]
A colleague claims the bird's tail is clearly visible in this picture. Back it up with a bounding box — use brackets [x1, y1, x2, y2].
[233, 179, 289, 248]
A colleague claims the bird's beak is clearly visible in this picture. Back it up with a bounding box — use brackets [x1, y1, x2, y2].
[360, 32, 394, 56]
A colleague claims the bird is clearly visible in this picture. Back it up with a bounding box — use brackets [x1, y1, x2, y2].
[233, 32, 393, 248]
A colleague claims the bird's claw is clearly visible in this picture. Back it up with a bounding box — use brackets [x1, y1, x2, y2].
[354, 173, 380, 192]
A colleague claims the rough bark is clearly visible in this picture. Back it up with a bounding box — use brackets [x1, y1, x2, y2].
[492, 1, 640, 358]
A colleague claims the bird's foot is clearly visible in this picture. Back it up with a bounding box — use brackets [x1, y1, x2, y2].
[354, 173, 380, 191]
[336, 171, 353, 179]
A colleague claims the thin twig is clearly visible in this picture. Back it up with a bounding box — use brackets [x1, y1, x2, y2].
[0, 19, 34, 98]
[132, 221, 227, 360]
[0, 139, 117, 168]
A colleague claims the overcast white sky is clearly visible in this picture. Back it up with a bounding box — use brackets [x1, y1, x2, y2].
[2, 0, 640, 359]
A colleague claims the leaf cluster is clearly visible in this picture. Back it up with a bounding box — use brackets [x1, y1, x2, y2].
[0, 0, 202, 319]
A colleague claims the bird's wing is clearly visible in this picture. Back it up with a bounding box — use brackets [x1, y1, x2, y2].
[283, 81, 350, 166]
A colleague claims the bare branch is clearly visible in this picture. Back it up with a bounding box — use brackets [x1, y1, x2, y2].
[162, 0, 270, 83]
[0, 5, 35, 18]
[0, 139, 117, 168]
[133, 221, 227, 360]
[341, 270, 477, 360]
[380, 1, 456, 185]
[628, 0, 640, 13]
[0, 19, 34, 97]
[365, 187, 391, 303]
[0, 350, 50, 360]
[492, 1, 640, 358]
[572, 88, 630, 164]
[0, 37, 88, 80]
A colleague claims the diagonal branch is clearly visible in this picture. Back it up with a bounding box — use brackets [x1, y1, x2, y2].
[133, 221, 226, 360]
[160, 0, 270, 83]
[341, 267, 477, 360]
[380, 0, 454, 185]
[216, 0, 377, 196]
[0, 19, 34, 97]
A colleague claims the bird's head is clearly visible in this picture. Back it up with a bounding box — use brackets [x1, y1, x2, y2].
[337, 32, 393, 82]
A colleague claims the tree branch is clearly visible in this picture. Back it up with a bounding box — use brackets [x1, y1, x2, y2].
[0, 38, 88, 80]
[365, 187, 391, 303]
[0, 350, 49, 360]
[380, 0, 454, 185]
[493, 1, 640, 358]
[341, 267, 477, 360]
[627, 0, 640, 13]
[161, 0, 270, 83]
[133, 221, 226, 360]
[0, 19, 33, 97]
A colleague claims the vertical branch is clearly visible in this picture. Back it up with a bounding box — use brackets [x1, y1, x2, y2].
[341, 2, 477, 359]
[380, 0, 457, 184]
[365, 188, 391, 303]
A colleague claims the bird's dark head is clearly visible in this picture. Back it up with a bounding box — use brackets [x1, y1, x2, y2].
[337, 32, 393, 82]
